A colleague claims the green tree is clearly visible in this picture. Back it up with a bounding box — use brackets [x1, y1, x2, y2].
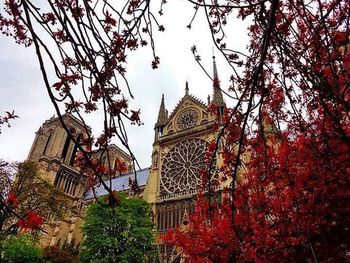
[1, 234, 42, 263]
[80, 193, 155, 263]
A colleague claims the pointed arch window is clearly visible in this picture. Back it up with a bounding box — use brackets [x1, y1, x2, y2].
[61, 128, 75, 160]
[61, 135, 71, 160]
[69, 134, 82, 166]
[43, 132, 52, 155]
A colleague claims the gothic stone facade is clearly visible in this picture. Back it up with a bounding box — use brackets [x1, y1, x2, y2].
[27, 58, 226, 261]
[143, 81, 224, 262]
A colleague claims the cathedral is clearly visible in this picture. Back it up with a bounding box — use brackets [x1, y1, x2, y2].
[27, 57, 225, 262]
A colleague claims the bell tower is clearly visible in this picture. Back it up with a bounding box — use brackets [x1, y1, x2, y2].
[27, 114, 89, 187]
[27, 113, 134, 247]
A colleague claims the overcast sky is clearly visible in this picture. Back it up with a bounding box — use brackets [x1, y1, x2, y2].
[0, 0, 248, 168]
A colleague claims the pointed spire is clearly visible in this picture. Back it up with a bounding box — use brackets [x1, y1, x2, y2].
[156, 94, 168, 126]
[213, 54, 218, 80]
[212, 55, 225, 108]
[185, 81, 189, 96]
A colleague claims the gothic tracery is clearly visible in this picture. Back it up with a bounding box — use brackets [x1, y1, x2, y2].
[160, 138, 207, 196]
[175, 108, 199, 130]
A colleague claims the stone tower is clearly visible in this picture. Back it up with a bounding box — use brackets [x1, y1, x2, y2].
[27, 113, 133, 247]
[28, 113, 90, 196]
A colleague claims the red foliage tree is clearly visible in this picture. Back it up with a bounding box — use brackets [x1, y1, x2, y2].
[165, 119, 350, 261]
[164, 0, 350, 262]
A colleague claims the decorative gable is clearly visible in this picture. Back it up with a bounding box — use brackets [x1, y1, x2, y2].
[164, 95, 209, 135]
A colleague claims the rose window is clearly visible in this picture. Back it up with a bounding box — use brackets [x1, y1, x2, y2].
[160, 138, 208, 195]
[176, 108, 199, 130]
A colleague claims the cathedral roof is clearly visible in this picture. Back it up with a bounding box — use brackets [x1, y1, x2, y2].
[84, 167, 150, 200]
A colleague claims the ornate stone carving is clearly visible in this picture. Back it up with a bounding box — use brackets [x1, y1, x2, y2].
[152, 151, 159, 169]
[160, 147, 168, 161]
[175, 108, 199, 130]
[160, 138, 207, 195]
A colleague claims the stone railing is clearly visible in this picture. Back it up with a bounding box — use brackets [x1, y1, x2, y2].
[157, 186, 221, 201]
